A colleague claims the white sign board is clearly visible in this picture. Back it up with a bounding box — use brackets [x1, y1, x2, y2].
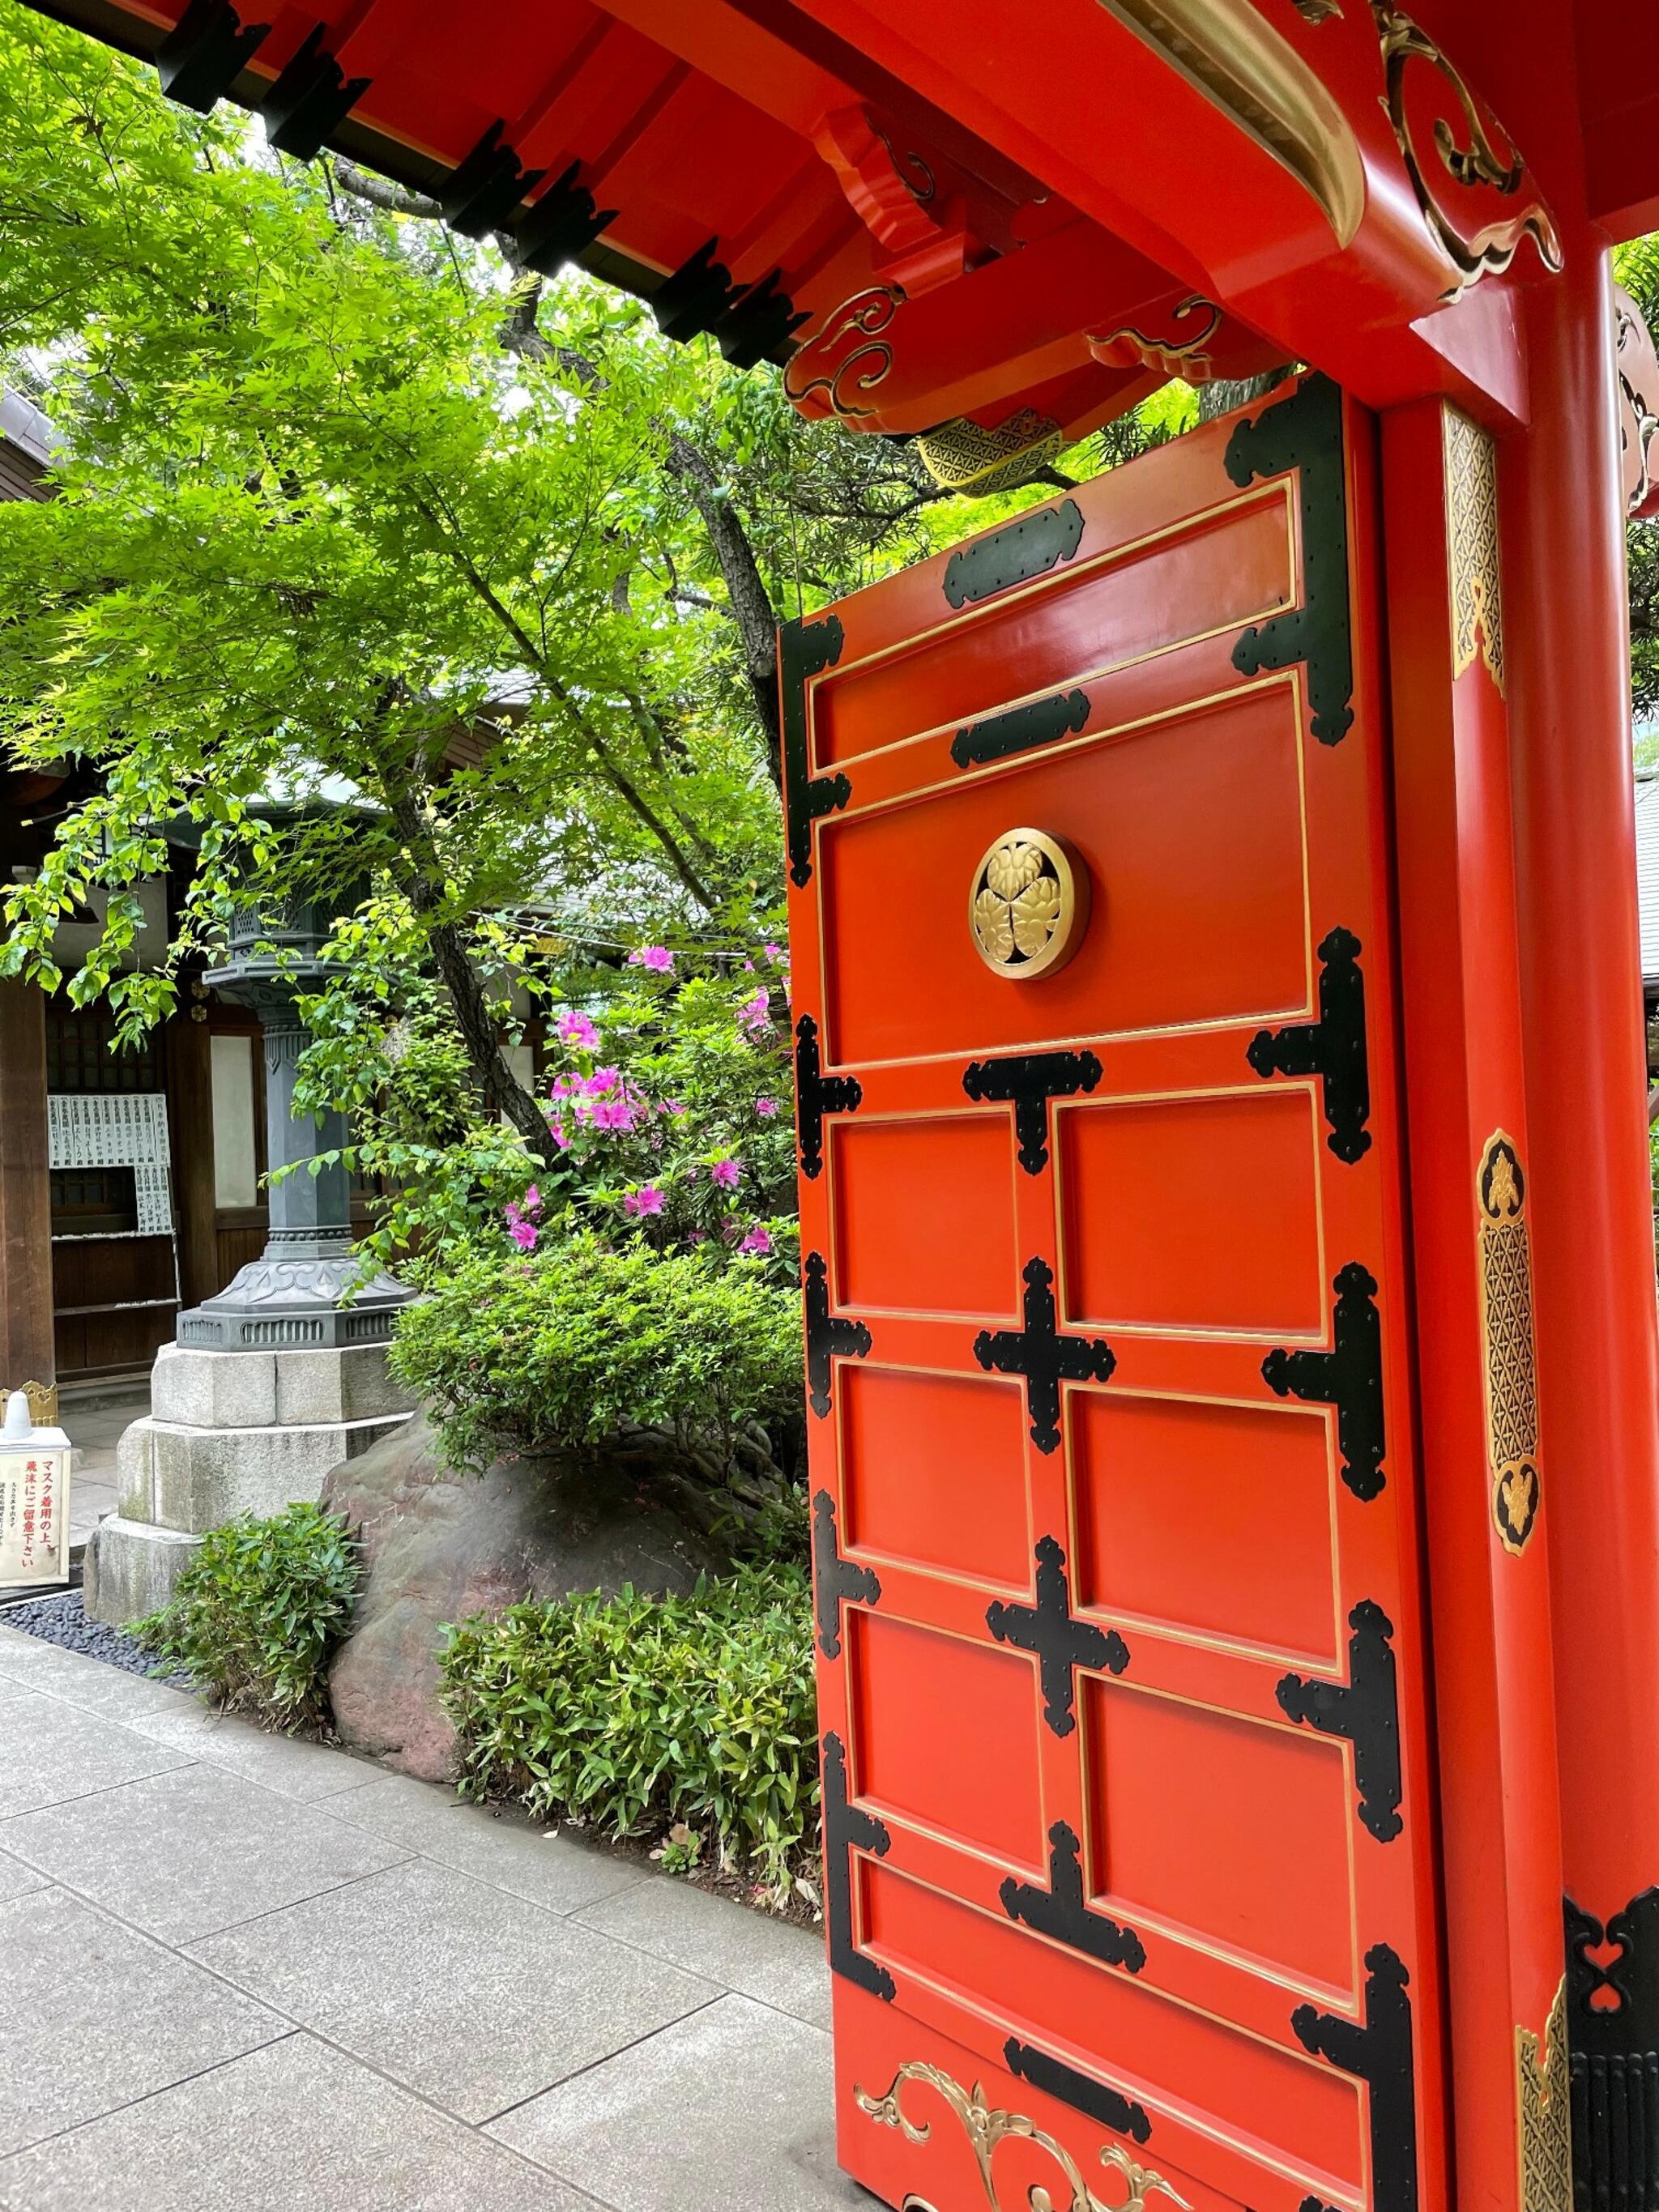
[0, 1443, 70, 1588]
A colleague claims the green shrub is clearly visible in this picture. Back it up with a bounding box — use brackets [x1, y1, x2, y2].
[439, 1560, 817, 1888]
[132, 1502, 360, 1733]
[389, 1233, 804, 1494]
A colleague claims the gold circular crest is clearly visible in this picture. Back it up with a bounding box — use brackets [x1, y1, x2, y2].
[968, 829, 1089, 981]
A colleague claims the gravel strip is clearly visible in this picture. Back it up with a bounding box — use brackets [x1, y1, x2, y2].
[0, 1589, 193, 1683]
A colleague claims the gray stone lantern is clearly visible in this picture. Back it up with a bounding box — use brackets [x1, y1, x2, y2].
[176, 889, 415, 1350]
[86, 825, 416, 1627]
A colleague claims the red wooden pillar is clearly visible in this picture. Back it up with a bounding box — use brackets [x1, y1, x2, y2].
[1506, 240, 1659, 2193]
[1384, 397, 1568, 2212]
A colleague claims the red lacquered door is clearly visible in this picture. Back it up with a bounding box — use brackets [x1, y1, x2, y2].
[784, 377, 1447, 2212]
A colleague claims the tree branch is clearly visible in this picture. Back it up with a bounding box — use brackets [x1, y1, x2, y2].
[664, 431, 782, 790]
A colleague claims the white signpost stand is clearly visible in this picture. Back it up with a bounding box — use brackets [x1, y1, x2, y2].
[0, 1388, 71, 1591]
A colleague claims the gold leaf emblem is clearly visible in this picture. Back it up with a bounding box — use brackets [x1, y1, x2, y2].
[969, 829, 1089, 982]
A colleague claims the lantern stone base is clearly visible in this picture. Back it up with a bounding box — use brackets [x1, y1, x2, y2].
[83, 1343, 415, 1626]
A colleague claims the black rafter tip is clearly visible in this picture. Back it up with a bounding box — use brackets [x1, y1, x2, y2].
[962, 1049, 1102, 1175]
[261, 23, 369, 160]
[439, 121, 546, 239]
[155, 0, 271, 111]
[514, 162, 617, 275]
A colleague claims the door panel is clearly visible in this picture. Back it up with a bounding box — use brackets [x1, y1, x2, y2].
[786, 375, 1444, 2212]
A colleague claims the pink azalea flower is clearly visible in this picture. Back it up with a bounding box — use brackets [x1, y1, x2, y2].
[585, 1067, 621, 1094]
[628, 945, 674, 974]
[506, 1216, 538, 1251]
[591, 1097, 636, 1132]
[686, 1228, 708, 1244]
[548, 1119, 569, 1149]
[522, 1184, 541, 1213]
[711, 1157, 742, 1191]
[739, 989, 770, 1034]
[753, 1096, 779, 1119]
[659, 1098, 687, 1118]
[763, 942, 784, 964]
[741, 958, 755, 972]
[738, 1225, 772, 1256]
[622, 1185, 666, 1219]
[556, 1009, 599, 1049]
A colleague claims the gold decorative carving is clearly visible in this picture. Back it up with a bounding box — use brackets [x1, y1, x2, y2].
[2, 1382, 59, 1426]
[1478, 1132, 1541, 1555]
[1088, 296, 1224, 382]
[1516, 1978, 1572, 2212]
[969, 831, 1090, 982]
[1292, 0, 1343, 19]
[919, 409, 1066, 496]
[1444, 407, 1505, 694]
[856, 2061, 1190, 2212]
[1615, 284, 1659, 520]
[1094, 0, 1365, 247]
[1366, 2, 1563, 297]
[783, 284, 906, 420]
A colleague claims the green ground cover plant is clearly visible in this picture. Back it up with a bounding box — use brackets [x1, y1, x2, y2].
[133, 1502, 360, 1733]
[439, 1561, 817, 1893]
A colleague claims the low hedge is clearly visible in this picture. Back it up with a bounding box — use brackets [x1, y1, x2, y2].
[132, 1501, 360, 1733]
[439, 1560, 817, 1890]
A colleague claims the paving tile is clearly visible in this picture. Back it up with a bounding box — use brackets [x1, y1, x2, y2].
[0, 2032, 595, 2212]
[0, 1851, 45, 1907]
[0, 1635, 192, 1722]
[123, 1706, 374, 1803]
[0, 1764, 407, 1942]
[326, 1771, 646, 1913]
[491, 1993, 869, 2210]
[576, 1873, 832, 2029]
[0, 1686, 192, 1818]
[0, 1888, 286, 2155]
[189, 1855, 719, 2124]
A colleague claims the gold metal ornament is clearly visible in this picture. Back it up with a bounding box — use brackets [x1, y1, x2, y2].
[1478, 1132, 1542, 1555]
[1367, 0, 1563, 296]
[969, 830, 1090, 982]
[1094, 0, 1365, 247]
[783, 283, 906, 420]
[1444, 407, 1505, 694]
[857, 2061, 1190, 2212]
[2, 1382, 58, 1426]
[1088, 296, 1224, 382]
[1516, 1978, 1572, 2212]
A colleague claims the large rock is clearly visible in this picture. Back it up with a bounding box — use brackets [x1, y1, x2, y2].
[320, 1415, 727, 1783]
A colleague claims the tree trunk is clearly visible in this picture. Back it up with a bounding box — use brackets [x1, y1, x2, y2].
[666, 433, 783, 790]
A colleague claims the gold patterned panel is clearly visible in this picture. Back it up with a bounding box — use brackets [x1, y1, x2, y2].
[857, 2061, 1191, 2212]
[1478, 1133, 1541, 1554]
[1444, 409, 1505, 695]
[1516, 1978, 1572, 2212]
[919, 409, 1066, 496]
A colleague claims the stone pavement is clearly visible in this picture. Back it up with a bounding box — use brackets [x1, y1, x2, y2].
[0, 1622, 873, 2211]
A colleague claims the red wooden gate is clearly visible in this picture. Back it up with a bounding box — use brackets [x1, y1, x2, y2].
[784, 377, 1448, 2212]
